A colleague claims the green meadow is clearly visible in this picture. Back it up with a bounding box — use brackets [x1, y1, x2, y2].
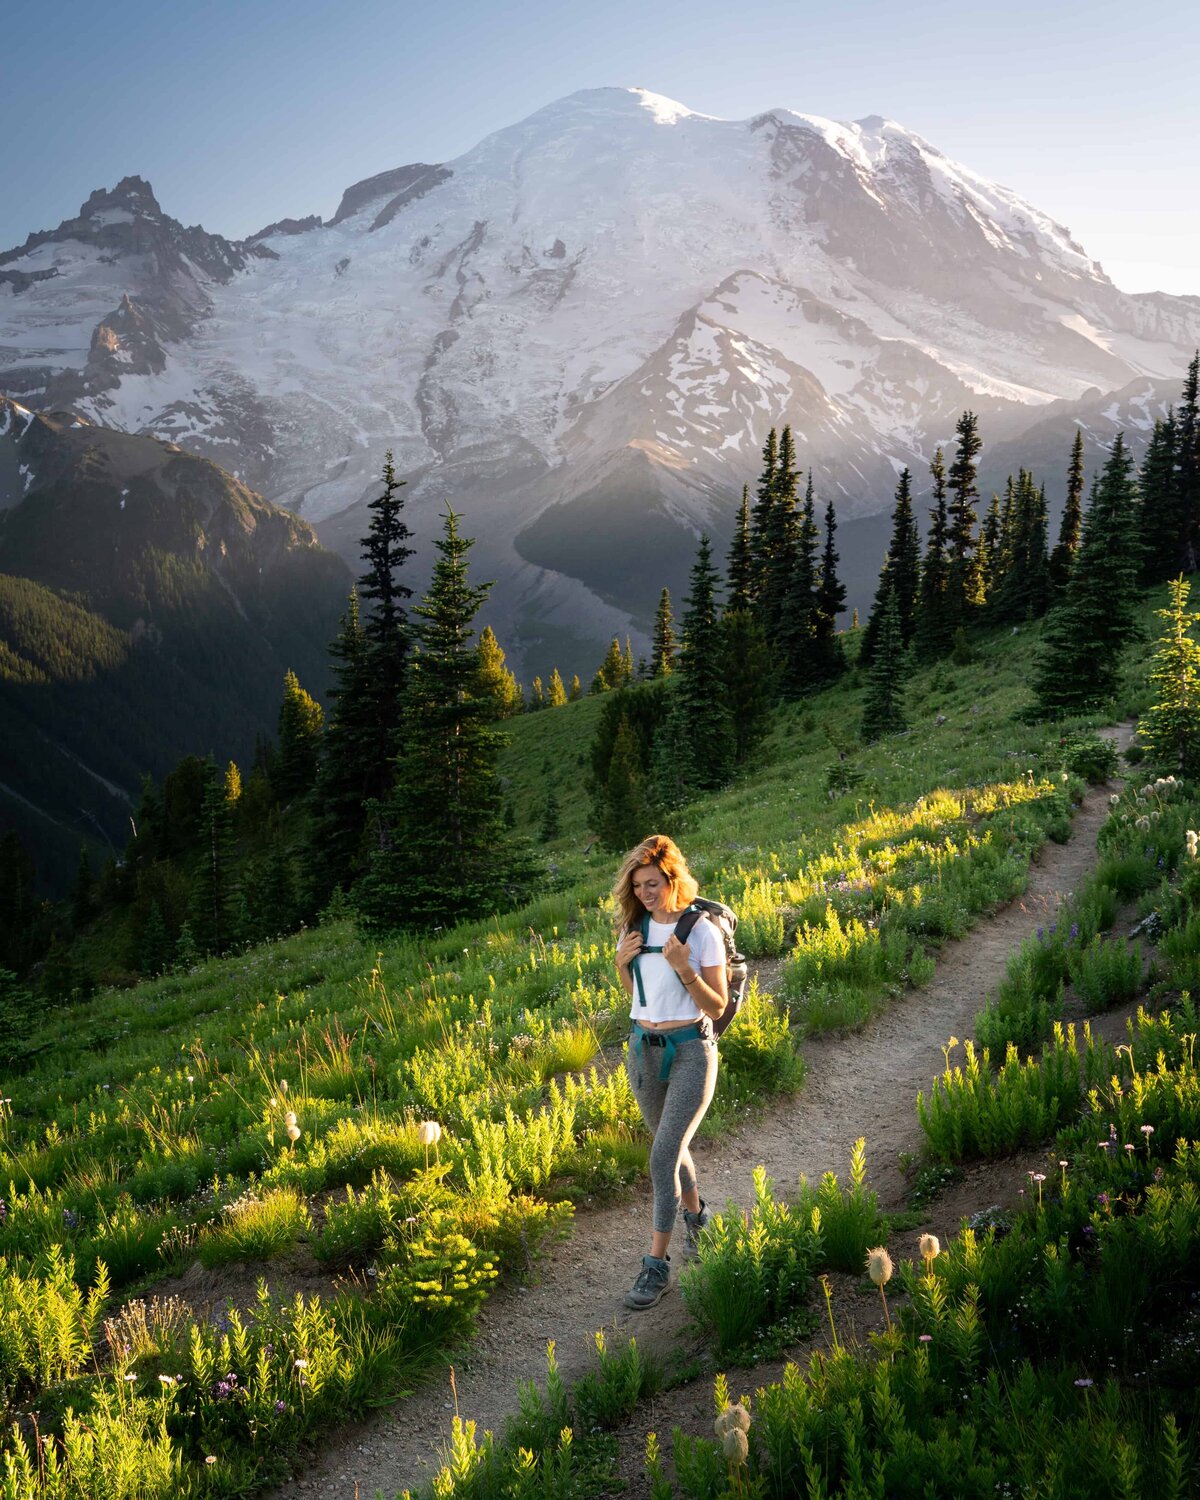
[0, 593, 1185, 1497]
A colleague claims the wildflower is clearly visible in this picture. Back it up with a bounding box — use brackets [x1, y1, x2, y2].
[123, 1373, 136, 1382]
[293, 1358, 308, 1369]
[1109, 794, 1120, 806]
[918, 1233, 940, 1273]
[1059, 1160, 1068, 1167]
[0, 1199, 6, 1225]
[866, 1247, 893, 1286]
[1124, 1143, 1134, 1154]
[714, 1403, 751, 1437]
[1069, 923, 1079, 940]
[919, 1334, 932, 1343]
[1135, 816, 1151, 831]
[287, 1124, 301, 1143]
[275, 1399, 287, 1413]
[284, 1111, 298, 1128]
[418, 1120, 442, 1146]
[722, 1428, 750, 1464]
[280, 1080, 289, 1095]
[1097, 1193, 1110, 1208]
[1075, 1377, 1093, 1388]
[205, 1457, 217, 1466]
[1098, 1141, 1110, 1151]
[186, 1074, 195, 1084]
[1142, 784, 1155, 798]
[158, 1374, 178, 1386]
[63, 1208, 78, 1230]
[1141, 1124, 1154, 1136]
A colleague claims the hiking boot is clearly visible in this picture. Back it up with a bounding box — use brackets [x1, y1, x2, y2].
[624, 1253, 670, 1309]
[680, 1200, 710, 1258]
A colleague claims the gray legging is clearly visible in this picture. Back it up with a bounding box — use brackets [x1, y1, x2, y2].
[627, 1032, 718, 1234]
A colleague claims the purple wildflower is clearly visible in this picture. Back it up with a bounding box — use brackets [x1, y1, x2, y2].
[275, 1399, 287, 1413]
[1075, 1378, 1093, 1388]
[62, 1208, 78, 1230]
[1070, 923, 1079, 940]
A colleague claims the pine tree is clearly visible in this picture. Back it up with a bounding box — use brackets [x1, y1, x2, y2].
[530, 676, 546, 709]
[860, 585, 907, 743]
[1033, 433, 1141, 714]
[539, 791, 562, 843]
[862, 468, 920, 666]
[307, 589, 376, 899]
[600, 716, 652, 850]
[915, 447, 953, 659]
[991, 471, 1050, 623]
[568, 674, 582, 701]
[758, 428, 800, 640]
[1178, 352, 1200, 573]
[478, 626, 523, 717]
[547, 668, 568, 707]
[622, 637, 635, 684]
[1139, 576, 1200, 777]
[357, 508, 530, 930]
[223, 761, 242, 806]
[980, 493, 1002, 604]
[654, 536, 736, 805]
[721, 608, 774, 763]
[591, 637, 627, 693]
[946, 410, 984, 624]
[137, 900, 173, 977]
[275, 669, 324, 804]
[188, 761, 238, 957]
[652, 588, 677, 676]
[357, 452, 414, 800]
[777, 467, 819, 696]
[726, 484, 754, 613]
[1050, 429, 1086, 590]
[811, 497, 847, 684]
[749, 427, 779, 600]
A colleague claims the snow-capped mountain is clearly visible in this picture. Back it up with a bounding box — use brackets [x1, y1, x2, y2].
[3, 87, 1198, 670]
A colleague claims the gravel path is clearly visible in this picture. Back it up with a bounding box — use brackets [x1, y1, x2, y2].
[277, 728, 1131, 1498]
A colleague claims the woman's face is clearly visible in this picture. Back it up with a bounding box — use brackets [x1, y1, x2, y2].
[632, 863, 670, 913]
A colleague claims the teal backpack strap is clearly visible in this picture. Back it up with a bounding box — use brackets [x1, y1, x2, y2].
[632, 912, 652, 1008]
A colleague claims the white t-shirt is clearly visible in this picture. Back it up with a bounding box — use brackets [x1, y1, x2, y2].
[628, 914, 725, 1024]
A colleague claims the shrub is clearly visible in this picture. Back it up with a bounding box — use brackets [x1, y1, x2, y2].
[796, 1137, 885, 1274]
[1057, 731, 1120, 783]
[680, 1167, 821, 1358]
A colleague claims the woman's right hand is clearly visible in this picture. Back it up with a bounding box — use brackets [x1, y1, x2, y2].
[616, 930, 643, 971]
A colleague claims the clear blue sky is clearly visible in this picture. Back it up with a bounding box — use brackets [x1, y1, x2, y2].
[3, 0, 1198, 294]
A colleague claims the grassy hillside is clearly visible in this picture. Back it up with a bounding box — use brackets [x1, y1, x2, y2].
[0, 596, 1177, 1496]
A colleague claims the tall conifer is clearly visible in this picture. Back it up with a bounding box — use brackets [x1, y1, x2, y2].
[749, 427, 779, 598]
[275, 670, 324, 804]
[655, 536, 735, 804]
[478, 626, 523, 717]
[358, 509, 528, 929]
[308, 589, 377, 900]
[916, 448, 953, 660]
[777, 468, 819, 696]
[652, 588, 677, 676]
[1050, 429, 1086, 590]
[726, 485, 754, 613]
[946, 410, 984, 624]
[860, 585, 907, 742]
[812, 498, 847, 683]
[357, 452, 413, 801]
[1033, 433, 1141, 713]
[862, 468, 920, 666]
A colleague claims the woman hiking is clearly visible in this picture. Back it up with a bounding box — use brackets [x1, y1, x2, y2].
[614, 834, 728, 1309]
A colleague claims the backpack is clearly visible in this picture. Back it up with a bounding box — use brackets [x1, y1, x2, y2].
[634, 897, 749, 1037]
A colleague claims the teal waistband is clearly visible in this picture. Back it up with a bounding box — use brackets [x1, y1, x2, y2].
[629, 1020, 708, 1080]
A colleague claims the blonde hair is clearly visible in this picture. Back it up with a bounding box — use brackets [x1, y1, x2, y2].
[613, 834, 699, 933]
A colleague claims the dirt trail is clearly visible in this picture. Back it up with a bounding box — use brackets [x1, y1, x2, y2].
[281, 728, 1131, 1498]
